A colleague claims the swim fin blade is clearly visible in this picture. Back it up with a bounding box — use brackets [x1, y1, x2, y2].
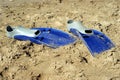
[6, 26, 76, 48]
[67, 20, 115, 56]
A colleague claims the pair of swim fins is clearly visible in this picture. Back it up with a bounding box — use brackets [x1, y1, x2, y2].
[6, 20, 115, 56]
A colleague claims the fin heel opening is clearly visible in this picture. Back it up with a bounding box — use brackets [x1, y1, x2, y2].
[6, 26, 13, 32]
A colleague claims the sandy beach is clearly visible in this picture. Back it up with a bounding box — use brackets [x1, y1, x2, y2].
[0, 0, 120, 80]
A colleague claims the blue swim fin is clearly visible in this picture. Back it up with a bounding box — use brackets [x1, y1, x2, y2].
[6, 26, 76, 48]
[67, 20, 115, 56]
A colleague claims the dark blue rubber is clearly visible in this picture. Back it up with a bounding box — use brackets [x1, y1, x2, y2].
[70, 28, 115, 55]
[14, 27, 76, 48]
